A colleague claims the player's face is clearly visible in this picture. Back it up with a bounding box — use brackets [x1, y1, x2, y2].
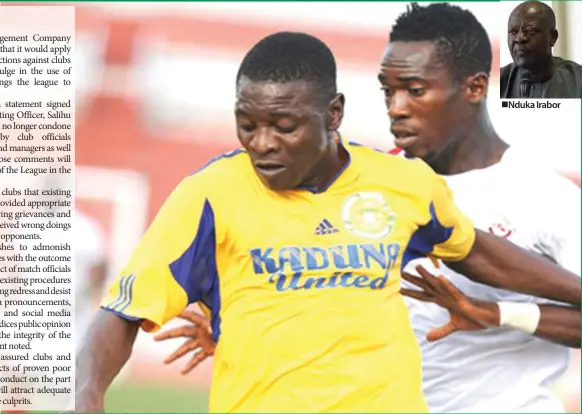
[235, 77, 343, 191]
[507, 8, 556, 69]
[378, 41, 478, 162]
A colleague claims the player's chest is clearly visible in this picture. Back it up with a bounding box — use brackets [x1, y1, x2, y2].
[447, 182, 536, 247]
[218, 190, 422, 291]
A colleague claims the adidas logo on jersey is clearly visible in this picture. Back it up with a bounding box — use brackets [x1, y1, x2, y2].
[314, 219, 339, 235]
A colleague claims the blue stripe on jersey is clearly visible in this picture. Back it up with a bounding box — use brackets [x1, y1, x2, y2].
[117, 275, 136, 313]
[104, 273, 135, 311]
[169, 199, 222, 342]
[401, 201, 454, 271]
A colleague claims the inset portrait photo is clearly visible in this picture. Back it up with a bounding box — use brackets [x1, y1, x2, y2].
[500, 1, 582, 99]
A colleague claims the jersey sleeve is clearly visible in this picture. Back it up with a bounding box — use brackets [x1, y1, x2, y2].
[100, 176, 219, 333]
[429, 174, 476, 260]
[403, 163, 475, 269]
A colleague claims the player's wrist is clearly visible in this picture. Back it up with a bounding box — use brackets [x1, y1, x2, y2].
[497, 302, 541, 334]
[470, 299, 501, 327]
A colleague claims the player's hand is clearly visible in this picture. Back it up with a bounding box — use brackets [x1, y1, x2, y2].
[401, 264, 500, 341]
[153, 311, 215, 374]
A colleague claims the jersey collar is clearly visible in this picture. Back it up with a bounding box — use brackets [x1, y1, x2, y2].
[296, 131, 360, 194]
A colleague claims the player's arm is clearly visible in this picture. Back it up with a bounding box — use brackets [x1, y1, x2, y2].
[531, 304, 579, 347]
[75, 177, 220, 412]
[446, 230, 580, 307]
[403, 265, 580, 348]
[408, 164, 580, 307]
[513, 175, 582, 346]
[450, 173, 582, 309]
[75, 310, 140, 412]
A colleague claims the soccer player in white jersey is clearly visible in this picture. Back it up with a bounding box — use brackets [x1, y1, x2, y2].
[154, 4, 580, 413]
[382, 3, 580, 412]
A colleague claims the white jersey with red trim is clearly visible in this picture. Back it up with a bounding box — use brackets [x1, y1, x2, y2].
[398, 147, 580, 412]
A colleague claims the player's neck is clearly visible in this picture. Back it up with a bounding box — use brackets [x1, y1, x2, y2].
[300, 142, 347, 192]
[431, 116, 508, 176]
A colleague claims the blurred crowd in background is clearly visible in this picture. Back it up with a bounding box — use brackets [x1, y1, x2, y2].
[53, 1, 581, 411]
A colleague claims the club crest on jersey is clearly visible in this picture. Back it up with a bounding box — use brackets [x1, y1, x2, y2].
[488, 220, 514, 238]
[341, 192, 396, 240]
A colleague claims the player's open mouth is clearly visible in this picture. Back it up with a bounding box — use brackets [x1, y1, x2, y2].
[391, 130, 418, 149]
[254, 162, 286, 176]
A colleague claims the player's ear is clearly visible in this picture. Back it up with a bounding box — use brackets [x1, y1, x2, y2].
[550, 29, 558, 47]
[465, 73, 489, 104]
[327, 93, 344, 131]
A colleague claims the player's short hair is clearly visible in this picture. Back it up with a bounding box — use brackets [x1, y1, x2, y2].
[390, 2, 492, 81]
[236, 31, 337, 102]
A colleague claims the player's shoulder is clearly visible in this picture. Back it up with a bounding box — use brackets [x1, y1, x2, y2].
[350, 141, 436, 177]
[170, 148, 252, 205]
[349, 142, 429, 173]
[182, 148, 251, 187]
[190, 147, 249, 177]
[347, 142, 438, 202]
[496, 149, 580, 226]
[540, 170, 581, 210]
[504, 148, 580, 200]
[542, 169, 580, 196]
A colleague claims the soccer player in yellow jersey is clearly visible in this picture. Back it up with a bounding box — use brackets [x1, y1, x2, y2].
[75, 32, 580, 413]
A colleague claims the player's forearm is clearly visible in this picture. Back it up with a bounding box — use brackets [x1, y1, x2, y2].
[535, 305, 580, 348]
[75, 310, 139, 412]
[468, 300, 580, 348]
[448, 230, 581, 307]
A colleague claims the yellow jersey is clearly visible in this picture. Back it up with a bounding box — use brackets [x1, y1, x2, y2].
[101, 136, 475, 413]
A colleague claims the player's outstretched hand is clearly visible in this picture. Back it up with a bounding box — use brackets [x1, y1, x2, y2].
[401, 264, 500, 341]
[154, 311, 215, 374]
